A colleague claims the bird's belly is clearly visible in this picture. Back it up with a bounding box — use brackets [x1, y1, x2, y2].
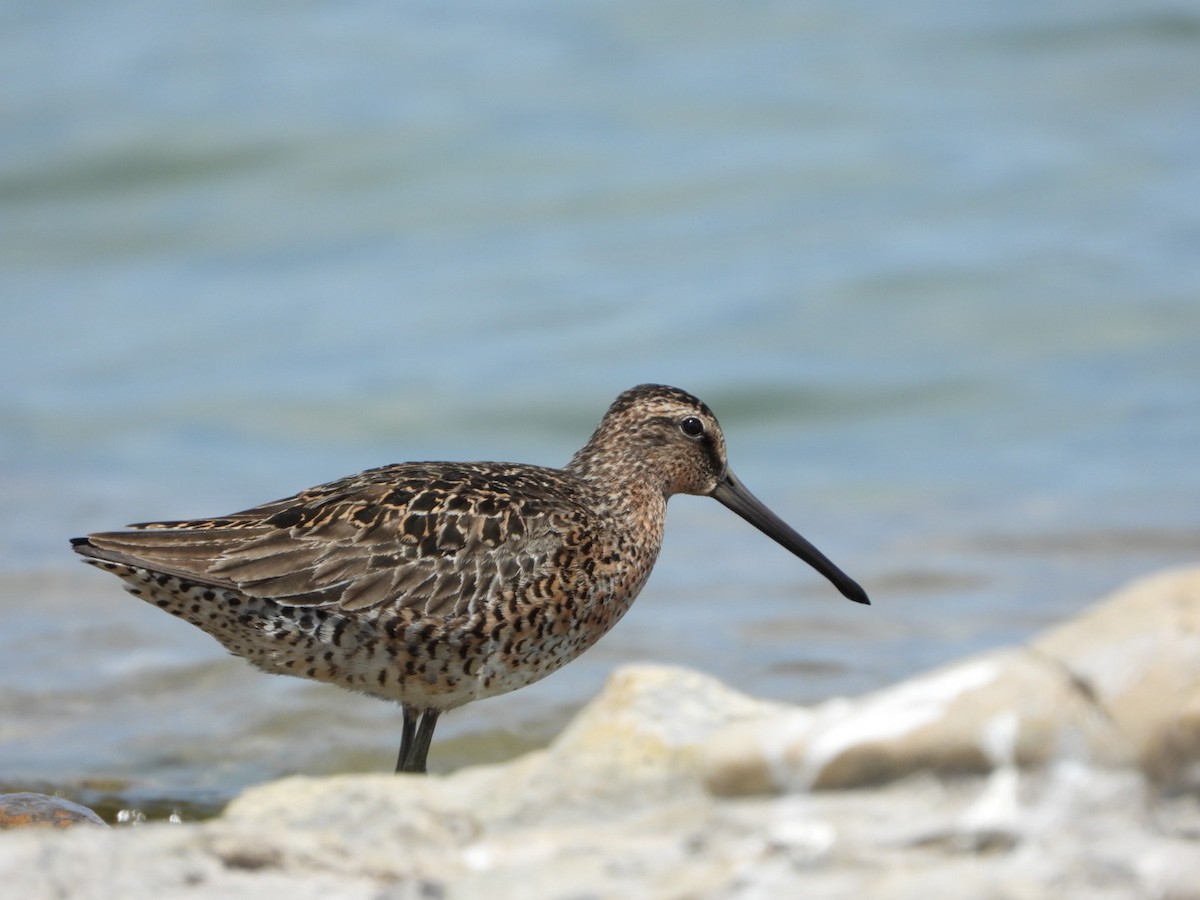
[104, 561, 643, 711]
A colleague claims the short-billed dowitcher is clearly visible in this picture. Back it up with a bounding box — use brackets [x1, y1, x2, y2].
[72, 384, 868, 773]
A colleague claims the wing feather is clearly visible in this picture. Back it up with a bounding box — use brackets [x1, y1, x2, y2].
[75, 462, 589, 618]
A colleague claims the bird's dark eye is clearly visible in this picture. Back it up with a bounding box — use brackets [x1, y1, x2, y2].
[680, 416, 705, 438]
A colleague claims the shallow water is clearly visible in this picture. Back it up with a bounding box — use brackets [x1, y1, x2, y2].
[2, 0, 1198, 815]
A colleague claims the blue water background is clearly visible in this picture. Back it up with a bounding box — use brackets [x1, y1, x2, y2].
[2, 1, 1198, 805]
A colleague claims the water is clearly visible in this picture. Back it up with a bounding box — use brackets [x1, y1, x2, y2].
[2, 0, 1198, 814]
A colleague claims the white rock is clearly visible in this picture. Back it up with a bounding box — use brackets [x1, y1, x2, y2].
[703, 567, 1200, 794]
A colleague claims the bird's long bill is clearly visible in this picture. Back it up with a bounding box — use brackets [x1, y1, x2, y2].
[711, 469, 870, 605]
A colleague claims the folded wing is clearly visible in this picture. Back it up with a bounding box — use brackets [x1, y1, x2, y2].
[74, 462, 585, 618]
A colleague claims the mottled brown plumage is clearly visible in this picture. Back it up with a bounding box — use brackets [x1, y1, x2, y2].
[72, 384, 868, 773]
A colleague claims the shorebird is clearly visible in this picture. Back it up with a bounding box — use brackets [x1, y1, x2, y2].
[72, 384, 868, 774]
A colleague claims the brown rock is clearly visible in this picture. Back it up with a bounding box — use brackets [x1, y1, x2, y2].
[0, 793, 107, 830]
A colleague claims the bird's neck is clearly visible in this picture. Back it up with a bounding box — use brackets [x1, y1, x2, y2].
[565, 439, 671, 523]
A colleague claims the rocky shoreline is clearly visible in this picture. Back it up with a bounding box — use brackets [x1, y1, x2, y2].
[2, 566, 1198, 898]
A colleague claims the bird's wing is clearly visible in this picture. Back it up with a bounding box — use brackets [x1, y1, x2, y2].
[75, 463, 591, 617]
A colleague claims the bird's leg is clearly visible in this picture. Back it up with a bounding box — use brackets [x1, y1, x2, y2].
[408, 710, 441, 774]
[395, 708, 441, 774]
[395, 706, 419, 774]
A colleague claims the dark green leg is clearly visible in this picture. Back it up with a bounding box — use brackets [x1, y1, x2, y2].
[395, 707, 418, 774]
[408, 709, 440, 774]
[395, 708, 441, 774]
